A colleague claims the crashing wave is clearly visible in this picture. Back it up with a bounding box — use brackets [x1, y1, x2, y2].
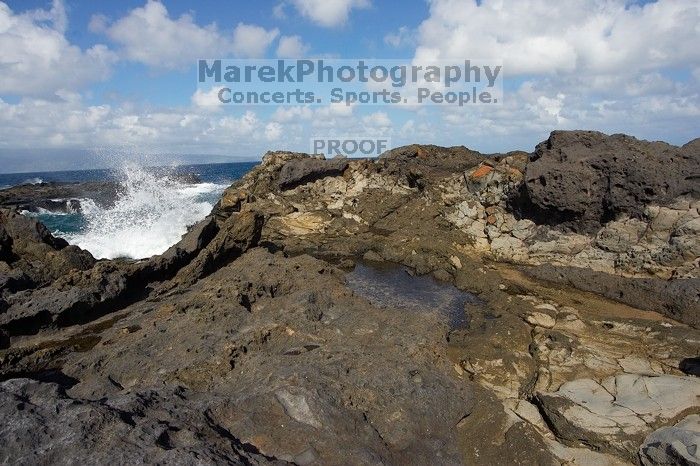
[64, 164, 226, 260]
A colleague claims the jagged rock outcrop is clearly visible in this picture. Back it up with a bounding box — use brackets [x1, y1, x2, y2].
[0, 210, 264, 337]
[518, 130, 700, 233]
[278, 155, 349, 190]
[0, 209, 95, 294]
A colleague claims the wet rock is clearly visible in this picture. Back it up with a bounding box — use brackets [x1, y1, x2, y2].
[639, 414, 700, 465]
[0, 181, 119, 213]
[520, 131, 700, 233]
[278, 156, 349, 190]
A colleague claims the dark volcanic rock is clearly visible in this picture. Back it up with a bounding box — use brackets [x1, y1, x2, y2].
[171, 210, 264, 286]
[0, 224, 10, 261]
[0, 210, 264, 336]
[2, 134, 700, 465]
[1, 208, 68, 250]
[518, 131, 700, 233]
[0, 378, 280, 465]
[0, 181, 119, 213]
[0, 209, 95, 292]
[278, 156, 349, 190]
[524, 264, 700, 328]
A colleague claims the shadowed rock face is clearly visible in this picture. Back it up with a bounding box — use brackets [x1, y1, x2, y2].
[0, 209, 95, 294]
[518, 131, 700, 233]
[277, 156, 349, 190]
[1, 130, 699, 465]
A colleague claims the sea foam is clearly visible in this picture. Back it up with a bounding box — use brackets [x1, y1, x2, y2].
[65, 164, 224, 260]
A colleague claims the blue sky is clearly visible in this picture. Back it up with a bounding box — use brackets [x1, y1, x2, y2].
[0, 0, 699, 172]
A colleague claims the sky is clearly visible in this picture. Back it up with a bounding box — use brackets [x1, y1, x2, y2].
[0, 0, 699, 172]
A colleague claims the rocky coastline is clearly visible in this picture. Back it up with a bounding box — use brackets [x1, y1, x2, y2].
[1, 130, 699, 465]
[0, 172, 202, 214]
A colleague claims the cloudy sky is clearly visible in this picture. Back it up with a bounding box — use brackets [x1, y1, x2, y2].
[1, 0, 699, 172]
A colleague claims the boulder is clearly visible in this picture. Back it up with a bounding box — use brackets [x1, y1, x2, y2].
[278, 156, 349, 190]
[518, 131, 700, 233]
[0, 209, 95, 290]
[639, 414, 700, 465]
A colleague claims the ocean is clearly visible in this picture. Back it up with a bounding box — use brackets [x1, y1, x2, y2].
[0, 162, 258, 260]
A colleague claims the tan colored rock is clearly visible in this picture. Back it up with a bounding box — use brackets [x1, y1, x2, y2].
[526, 312, 556, 329]
[512, 219, 536, 240]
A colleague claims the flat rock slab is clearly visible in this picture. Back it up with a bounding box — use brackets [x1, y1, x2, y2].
[536, 374, 700, 460]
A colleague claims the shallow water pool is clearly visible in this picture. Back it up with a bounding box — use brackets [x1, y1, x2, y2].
[345, 260, 481, 328]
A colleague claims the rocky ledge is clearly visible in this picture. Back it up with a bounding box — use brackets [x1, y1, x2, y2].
[0, 172, 202, 214]
[0, 130, 698, 465]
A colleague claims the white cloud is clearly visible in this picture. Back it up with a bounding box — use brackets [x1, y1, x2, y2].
[101, 1, 223, 69]
[0, 94, 285, 155]
[99, 2, 278, 68]
[88, 13, 108, 33]
[232, 23, 279, 58]
[0, 0, 116, 96]
[362, 111, 391, 128]
[265, 122, 283, 140]
[416, 0, 700, 76]
[272, 106, 314, 122]
[290, 0, 370, 27]
[191, 87, 226, 110]
[276, 35, 310, 58]
[399, 0, 700, 150]
[272, 3, 287, 19]
[384, 26, 414, 48]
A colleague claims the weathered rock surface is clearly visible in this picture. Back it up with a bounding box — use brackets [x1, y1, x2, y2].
[639, 414, 700, 465]
[535, 374, 700, 461]
[519, 131, 700, 233]
[1, 130, 699, 465]
[0, 378, 280, 465]
[277, 155, 349, 190]
[525, 265, 700, 327]
[0, 209, 95, 294]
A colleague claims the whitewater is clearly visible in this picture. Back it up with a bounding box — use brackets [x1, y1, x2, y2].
[59, 165, 225, 260]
